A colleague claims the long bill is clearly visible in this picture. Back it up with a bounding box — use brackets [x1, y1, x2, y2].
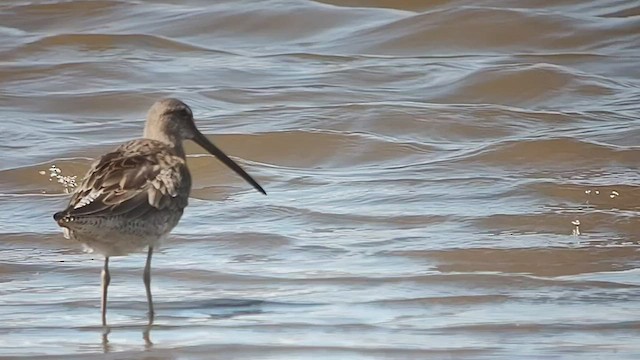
[192, 130, 266, 195]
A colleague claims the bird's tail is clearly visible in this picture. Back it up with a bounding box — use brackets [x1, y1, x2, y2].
[53, 211, 73, 227]
[53, 211, 66, 222]
[53, 211, 73, 239]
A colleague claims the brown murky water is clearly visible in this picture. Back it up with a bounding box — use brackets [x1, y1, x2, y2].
[1, 0, 640, 359]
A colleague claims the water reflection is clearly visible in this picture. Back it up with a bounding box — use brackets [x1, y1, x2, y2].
[100, 324, 153, 353]
[101, 326, 111, 354]
[143, 324, 153, 350]
[96, 299, 277, 353]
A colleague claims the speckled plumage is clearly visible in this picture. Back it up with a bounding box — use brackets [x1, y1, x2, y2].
[53, 98, 266, 326]
[55, 139, 190, 256]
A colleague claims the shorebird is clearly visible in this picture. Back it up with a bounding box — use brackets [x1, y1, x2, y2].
[53, 98, 266, 326]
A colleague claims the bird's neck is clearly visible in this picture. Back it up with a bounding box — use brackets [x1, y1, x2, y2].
[143, 128, 186, 158]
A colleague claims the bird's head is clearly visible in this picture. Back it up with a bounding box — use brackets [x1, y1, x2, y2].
[144, 98, 266, 195]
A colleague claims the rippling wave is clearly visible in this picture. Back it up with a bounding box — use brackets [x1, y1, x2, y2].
[1, 0, 640, 359]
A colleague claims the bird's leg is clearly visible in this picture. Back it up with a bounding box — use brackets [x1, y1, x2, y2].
[101, 326, 111, 353]
[101, 257, 111, 326]
[144, 246, 154, 324]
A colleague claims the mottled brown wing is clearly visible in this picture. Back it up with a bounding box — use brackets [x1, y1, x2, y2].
[60, 139, 189, 219]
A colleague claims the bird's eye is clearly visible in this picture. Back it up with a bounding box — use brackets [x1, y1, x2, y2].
[181, 107, 193, 117]
[167, 108, 192, 117]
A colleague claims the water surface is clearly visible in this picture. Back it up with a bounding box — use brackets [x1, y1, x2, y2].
[1, 0, 640, 359]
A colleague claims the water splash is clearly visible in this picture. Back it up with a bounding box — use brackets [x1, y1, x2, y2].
[571, 219, 581, 236]
[41, 164, 77, 194]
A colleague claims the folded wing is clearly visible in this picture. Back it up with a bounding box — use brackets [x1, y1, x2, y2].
[57, 139, 189, 221]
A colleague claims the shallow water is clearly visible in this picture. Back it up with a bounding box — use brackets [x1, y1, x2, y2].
[1, 0, 640, 359]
